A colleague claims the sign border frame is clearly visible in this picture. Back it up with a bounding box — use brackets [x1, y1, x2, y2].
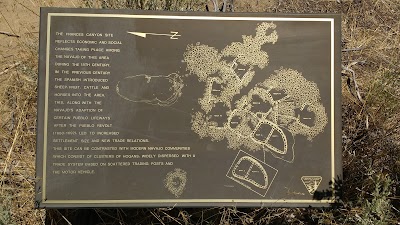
[35, 8, 342, 208]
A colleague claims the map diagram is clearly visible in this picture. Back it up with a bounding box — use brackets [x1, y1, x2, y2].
[164, 168, 187, 198]
[186, 22, 328, 160]
[116, 73, 184, 106]
[117, 22, 328, 196]
[226, 150, 278, 197]
[185, 22, 328, 194]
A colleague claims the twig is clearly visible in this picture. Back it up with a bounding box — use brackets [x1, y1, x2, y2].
[93, 209, 107, 225]
[0, 105, 25, 192]
[0, 11, 29, 50]
[342, 59, 367, 64]
[211, 0, 218, 12]
[15, 0, 39, 17]
[0, 127, 12, 139]
[0, 31, 20, 37]
[222, 0, 227, 12]
[342, 62, 364, 103]
[57, 210, 73, 225]
[342, 47, 364, 52]
[150, 210, 166, 225]
[0, 11, 18, 38]
[161, 211, 183, 225]
[0, 62, 21, 76]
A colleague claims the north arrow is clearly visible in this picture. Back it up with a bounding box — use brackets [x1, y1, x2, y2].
[127, 31, 181, 39]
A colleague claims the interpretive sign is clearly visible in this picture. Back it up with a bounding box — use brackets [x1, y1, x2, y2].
[35, 8, 341, 207]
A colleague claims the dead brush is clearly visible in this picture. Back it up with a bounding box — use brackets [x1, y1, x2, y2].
[0, 39, 44, 224]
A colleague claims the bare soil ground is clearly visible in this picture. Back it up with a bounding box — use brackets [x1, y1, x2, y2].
[0, 0, 399, 224]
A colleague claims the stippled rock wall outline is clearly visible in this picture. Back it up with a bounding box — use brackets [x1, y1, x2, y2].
[185, 22, 328, 163]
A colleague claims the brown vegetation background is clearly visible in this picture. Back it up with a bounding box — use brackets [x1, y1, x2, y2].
[0, 0, 399, 224]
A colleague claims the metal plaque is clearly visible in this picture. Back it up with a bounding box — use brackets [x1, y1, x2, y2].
[36, 8, 341, 208]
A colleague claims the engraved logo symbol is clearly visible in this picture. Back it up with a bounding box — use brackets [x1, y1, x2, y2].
[301, 176, 322, 195]
[164, 168, 187, 198]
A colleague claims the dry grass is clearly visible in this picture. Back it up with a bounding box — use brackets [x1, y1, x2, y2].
[0, 33, 43, 225]
[0, 0, 399, 224]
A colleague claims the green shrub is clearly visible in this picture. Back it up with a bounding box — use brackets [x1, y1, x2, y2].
[358, 174, 394, 225]
[0, 197, 14, 225]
